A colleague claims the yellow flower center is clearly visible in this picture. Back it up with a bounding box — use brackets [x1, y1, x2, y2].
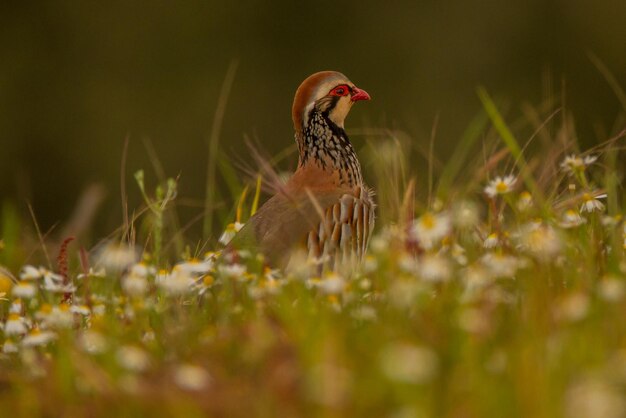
[0, 274, 12, 294]
[495, 181, 508, 193]
[420, 213, 435, 230]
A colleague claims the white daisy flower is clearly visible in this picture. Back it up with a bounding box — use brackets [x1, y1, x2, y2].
[450, 243, 468, 266]
[580, 193, 606, 213]
[157, 270, 194, 296]
[253, 273, 282, 298]
[43, 271, 76, 293]
[2, 339, 19, 354]
[461, 264, 494, 297]
[12, 281, 37, 299]
[9, 299, 23, 314]
[129, 262, 155, 278]
[483, 233, 500, 249]
[34, 303, 52, 322]
[409, 212, 451, 250]
[480, 252, 521, 278]
[19, 265, 45, 281]
[42, 304, 74, 329]
[218, 263, 247, 279]
[317, 272, 346, 295]
[560, 154, 597, 174]
[4, 313, 28, 336]
[418, 254, 452, 282]
[517, 191, 533, 211]
[397, 254, 419, 274]
[77, 267, 106, 280]
[92, 304, 106, 316]
[517, 222, 562, 260]
[173, 258, 214, 277]
[154, 269, 169, 287]
[484, 175, 516, 198]
[70, 305, 91, 316]
[218, 222, 244, 246]
[96, 243, 139, 272]
[559, 209, 587, 228]
[452, 200, 480, 228]
[122, 273, 149, 297]
[79, 330, 108, 354]
[22, 329, 57, 347]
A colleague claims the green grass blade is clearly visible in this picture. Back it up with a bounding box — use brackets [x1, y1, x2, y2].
[477, 87, 542, 201]
[251, 175, 262, 217]
[203, 60, 239, 240]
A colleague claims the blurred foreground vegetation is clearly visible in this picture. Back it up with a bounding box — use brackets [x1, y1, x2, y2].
[1, 83, 625, 416]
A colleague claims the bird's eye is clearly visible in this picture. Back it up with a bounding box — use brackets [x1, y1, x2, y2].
[330, 85, 349, 96]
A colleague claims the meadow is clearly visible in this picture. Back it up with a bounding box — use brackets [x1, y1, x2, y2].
[1, 86, 625, 418]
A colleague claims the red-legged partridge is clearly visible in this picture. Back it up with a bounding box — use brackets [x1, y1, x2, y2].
[228, 71, 375, 269]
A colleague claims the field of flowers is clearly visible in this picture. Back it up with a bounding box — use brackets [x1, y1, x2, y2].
[1, 92, 625, 417]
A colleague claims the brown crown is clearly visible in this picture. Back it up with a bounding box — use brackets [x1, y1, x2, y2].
[291, 71, 349, 132]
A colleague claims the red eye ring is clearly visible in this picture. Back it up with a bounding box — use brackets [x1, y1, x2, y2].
[330, 85, 350, 97]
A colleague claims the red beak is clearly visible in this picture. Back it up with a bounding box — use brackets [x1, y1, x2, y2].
[351, 87, 371, 102]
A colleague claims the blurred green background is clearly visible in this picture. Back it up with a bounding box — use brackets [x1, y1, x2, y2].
[1, 0, 625, 242]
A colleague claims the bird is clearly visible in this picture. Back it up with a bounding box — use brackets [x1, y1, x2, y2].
[227, 71, 375, 270]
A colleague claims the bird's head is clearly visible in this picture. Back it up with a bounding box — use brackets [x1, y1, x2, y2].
[292, 71, 370, 132]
